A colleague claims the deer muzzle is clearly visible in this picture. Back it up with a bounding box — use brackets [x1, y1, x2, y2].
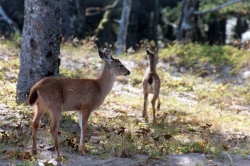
[125, 70, 130, 76]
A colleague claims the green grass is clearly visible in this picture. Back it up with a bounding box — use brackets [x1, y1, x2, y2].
[0, 40, 250, 162]
[161, 43, 250, 74]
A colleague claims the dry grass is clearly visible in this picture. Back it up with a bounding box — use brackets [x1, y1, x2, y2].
[0, 39, 250, 164]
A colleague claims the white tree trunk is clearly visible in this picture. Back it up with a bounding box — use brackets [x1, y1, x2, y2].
[115, 0, 132, 55]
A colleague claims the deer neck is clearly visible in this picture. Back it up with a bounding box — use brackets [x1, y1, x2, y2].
[149, 60, 157, 72]
[97, 62, 116, 96]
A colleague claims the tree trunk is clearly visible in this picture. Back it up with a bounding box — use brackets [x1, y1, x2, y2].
[178, 0, 244, 43]
[177, 0, 199, 42]
[153, 0, 159, 45]
[115, 0, 132, 55]
[16, 0, 61, 104]
[235, 16, 248, 40]
[61, 0, 86, 40]
[207, 18, 226, 45]
[75, 0, 86, 39]
[61, 0, 71, 40]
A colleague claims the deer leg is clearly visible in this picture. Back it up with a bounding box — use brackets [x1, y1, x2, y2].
[142, 93, 148, 121]
[49, 107, 62, 159]
[78, 110, 90, 156]
[31, 103, 45, 155]
[151, 94, 158, 123]
[157, 96, 161, 110]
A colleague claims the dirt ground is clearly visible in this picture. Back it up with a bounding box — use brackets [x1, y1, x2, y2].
[1, 49, 250, 165]
[1, 148, 250, 166]
[1, 100, 250, 166]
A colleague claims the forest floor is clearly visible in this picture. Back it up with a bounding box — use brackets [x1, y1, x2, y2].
[0, 100, 250, 166]
[1, 43, 250, 165]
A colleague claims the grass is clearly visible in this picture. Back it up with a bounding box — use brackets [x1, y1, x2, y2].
[0, 39, 250, 163]
[161, 43, 250, 74]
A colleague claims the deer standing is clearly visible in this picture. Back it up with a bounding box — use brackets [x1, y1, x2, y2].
[28, 48, 130, 158]
[142, 48, 161, 122]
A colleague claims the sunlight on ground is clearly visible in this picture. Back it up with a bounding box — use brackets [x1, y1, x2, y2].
[0, 42, 250, 163]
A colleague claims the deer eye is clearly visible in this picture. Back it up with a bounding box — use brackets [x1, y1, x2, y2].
[118, 65, 124, 68]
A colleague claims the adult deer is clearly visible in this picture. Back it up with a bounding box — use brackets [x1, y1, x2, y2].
[142, 48, 161, 122]
[28, 48, 130, 158]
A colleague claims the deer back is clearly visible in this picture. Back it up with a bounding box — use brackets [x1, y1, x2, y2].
[28, 48, 130, 112]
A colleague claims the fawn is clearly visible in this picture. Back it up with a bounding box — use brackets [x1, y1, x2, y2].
[142, 48, 161, 122]
[28, 48, 130, 158]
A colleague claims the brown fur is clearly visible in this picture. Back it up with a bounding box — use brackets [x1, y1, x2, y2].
[29, 48, 130, 159]
[142, 48, 161, 122]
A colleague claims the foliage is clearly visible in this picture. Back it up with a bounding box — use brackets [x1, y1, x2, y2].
[200, 0, 250, 18]
[161, 43, 250, 74]
[161, 0, 250, 42]
[161, 2, 182, 25]
[0, 40, 250, 164]
[162, 0, 250, 24]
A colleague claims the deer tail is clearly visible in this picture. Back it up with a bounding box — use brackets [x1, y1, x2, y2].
[28, 87, 38, 106]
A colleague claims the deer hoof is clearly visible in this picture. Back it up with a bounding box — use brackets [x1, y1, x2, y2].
[81, 150, 86, 156]
[31, 149, 37, 155]
[56, 155, 64, 161]
[79, 144, 86, 156]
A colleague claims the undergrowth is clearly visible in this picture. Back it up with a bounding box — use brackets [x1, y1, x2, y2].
[161, 43, 250, 74]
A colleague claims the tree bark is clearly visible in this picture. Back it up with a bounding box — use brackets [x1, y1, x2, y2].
[115, 0, 132, 55]
[177, 0, 199, 42]
[16, 0, 61, 104]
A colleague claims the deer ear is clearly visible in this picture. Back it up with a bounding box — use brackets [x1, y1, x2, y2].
[146, 48, 153, 56]
[154, 47, 158, 54]
[98, 49, 105, 59]
[98, 48, 113, 63]
[154, 48, 158, 58]
[103, 48, 112, 60]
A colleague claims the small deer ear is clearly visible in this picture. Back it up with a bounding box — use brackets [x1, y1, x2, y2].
[146, 48, 153, 56]
[154, 48, 158, 57]
[154, 47, 158, 54]
[98, 49, 105, 59]
[103, 48, 112, 60]
[98, 48, 113, 63]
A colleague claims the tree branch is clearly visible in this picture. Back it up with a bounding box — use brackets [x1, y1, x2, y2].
[194, 0, 245, 15]
[86, 0, 121, 16]
[0, 5, 20, 34]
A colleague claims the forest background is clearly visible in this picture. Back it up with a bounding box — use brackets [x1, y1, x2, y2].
[1, 0, 250, 48]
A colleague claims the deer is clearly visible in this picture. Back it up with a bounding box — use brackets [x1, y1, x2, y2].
[28, 48, 130, 159]
[142, 48, 161, 123]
